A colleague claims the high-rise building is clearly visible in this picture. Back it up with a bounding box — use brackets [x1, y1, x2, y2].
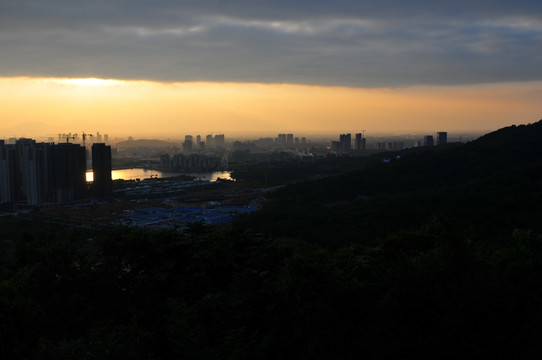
[437, 132, 448, 145]
[0, 143, 17, 204]
[276, 134, 286, 146]
[354, 133, 366, 150]
[286, 134, 294, 146]
[206, 134, 213, 148]
[195, 135, 204, 149]
[339, 133, 352, 152]
[183, 135, 193, 152]
[423, 135, 434, 147]
[92, 143, 112, 198]
[214, 134, 225, 147]
[1, 140, 86, 204]
[14, 139, 55, 205]
[160, 154, 171, 169]
[52, 143, 87, 203]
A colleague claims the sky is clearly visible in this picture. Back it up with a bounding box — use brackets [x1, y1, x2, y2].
[1, 0, 541, 138]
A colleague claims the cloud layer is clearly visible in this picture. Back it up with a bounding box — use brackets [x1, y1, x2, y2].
[2, 1, 542, 87]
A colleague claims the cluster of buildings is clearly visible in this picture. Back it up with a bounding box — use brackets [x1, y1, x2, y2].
[161, 133, 226, 171]
[182, 134, 225, 152]
[160, 153, 218, 171]
[274, 133, 307, 147]
[331, 132, 447, 153]
[53, 132, 109, 145]
[332, 133, 366, 153]
[422, 132, 448, 147]
[231, 133, 309, 152]
[0, 139, 112, 205]
[119, 205, 255, 229]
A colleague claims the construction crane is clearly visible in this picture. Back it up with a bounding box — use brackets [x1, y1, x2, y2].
[81, 132, 93, 148]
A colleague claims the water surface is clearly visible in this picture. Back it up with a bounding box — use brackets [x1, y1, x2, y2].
[86, 169, 232, 182]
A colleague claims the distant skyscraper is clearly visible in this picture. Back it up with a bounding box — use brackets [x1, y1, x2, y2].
[355, 133, 366, 150]
[437, 132, 448, 145]
[183, 135, 193, 152]
[195, 135, 205, 149]
[92, 143, 112, 198]
[160, 154, 170, 169]
[423, 135, 434, 147]
[276, 134, 287, 146]
[214, 134, 225, 147]
[206, 134, 213, 148]
[286, 133, 294, 146]
[339, 133, 352, 152]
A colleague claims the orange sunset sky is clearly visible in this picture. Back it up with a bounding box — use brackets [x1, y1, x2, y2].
[1, 1, 541, 139]
[2, 78, 541, 139]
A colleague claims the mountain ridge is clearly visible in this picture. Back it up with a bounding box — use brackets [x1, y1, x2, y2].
[238, 119, 542, 246]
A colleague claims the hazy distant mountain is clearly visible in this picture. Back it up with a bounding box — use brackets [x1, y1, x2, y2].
[1, 121, 56, 138]
[117, 139, 179, 148]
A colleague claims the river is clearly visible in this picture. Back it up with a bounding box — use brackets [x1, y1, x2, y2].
[86, 168, 232, 182]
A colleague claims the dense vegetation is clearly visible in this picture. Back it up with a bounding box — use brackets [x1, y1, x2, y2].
[2, 120, 542, 358]
[240, 121, 542, 246]
[230, 154, 376, 187]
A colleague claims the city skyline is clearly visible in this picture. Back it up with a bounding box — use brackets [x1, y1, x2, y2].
[1, 1, 541, 137]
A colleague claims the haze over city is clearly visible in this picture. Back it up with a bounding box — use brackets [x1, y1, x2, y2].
[2, 1, 541, 138]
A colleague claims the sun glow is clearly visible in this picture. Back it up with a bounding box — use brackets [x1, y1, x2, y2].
[52, 78, 124, 86]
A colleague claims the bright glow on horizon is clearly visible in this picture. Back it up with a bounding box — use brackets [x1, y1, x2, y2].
[1, 76, 541, 139]
[51, 78, 125, 87]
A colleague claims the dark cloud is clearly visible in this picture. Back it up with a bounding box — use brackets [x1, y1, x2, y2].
[1, 0, 542, 87]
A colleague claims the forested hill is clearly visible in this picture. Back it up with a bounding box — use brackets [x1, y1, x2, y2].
[238, 120, 542, 246]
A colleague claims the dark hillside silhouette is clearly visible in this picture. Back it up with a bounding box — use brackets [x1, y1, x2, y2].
[239, 120, 542, 246]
